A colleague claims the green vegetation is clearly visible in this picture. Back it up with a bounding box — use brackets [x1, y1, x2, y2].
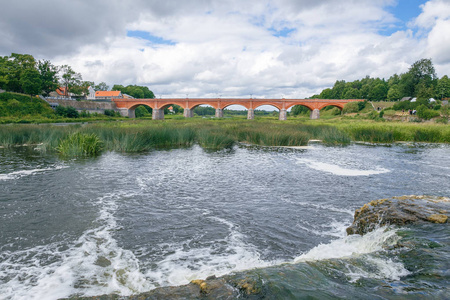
[291, 58, 450, 118]
[111, 84, 155, 99]
[308, 58, 445, 101]
[56, 132, 103, 157]
[0, 92, 54, 118]
[1, 118, 449, 158]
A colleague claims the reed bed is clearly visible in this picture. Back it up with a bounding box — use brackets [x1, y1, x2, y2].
[0, 119, 449, 157]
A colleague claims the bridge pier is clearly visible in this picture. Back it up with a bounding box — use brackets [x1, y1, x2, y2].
[215, 108, 223, 118]
[310, 109, 320, 119]
[183, 108, 193, 118]
[118, 108, 135, 118]
[279, 109, 287, 121]
[152, 108, 164, 120]
[247, 109, 254, 120]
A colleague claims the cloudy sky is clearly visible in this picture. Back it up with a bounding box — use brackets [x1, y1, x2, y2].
[1, 0, 449, 99]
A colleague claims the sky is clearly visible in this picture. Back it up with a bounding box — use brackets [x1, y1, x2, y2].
[1, 0, 450, 99]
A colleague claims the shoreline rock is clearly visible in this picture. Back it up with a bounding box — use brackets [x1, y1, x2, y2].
[346, 195, 449, 235]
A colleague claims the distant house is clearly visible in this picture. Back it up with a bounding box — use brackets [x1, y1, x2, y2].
[87, 86, 96, 100]
[95, 90, 122, 100]
[48, 87, 75, 100]
[86, 88, 135, 101]
[400, 97, 411, 102]
[410, 97, 417, 102]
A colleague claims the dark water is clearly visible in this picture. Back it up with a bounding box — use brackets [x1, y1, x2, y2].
[0, 143, 449, 299]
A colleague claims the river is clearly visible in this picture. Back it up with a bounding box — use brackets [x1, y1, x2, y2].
[1, 143, 449, 299]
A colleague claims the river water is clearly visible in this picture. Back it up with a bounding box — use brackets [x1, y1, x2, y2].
[0, 143, 449, 299]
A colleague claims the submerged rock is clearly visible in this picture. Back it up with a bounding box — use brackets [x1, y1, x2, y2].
[346, 195, 449, 235]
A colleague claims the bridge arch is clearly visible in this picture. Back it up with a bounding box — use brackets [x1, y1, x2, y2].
[285, 103, 314, 111]
[252, 103, 287, 120]
[187, 102, 219, 110]
[317, 103, 345, 111]
[221, 103, 251, 110]
[220, 104, 250, 119]
[126, 103, 154, 118]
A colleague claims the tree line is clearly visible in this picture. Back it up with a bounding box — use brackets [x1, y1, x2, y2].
[0, 53, 155, 99]
[310, 59, 450, 102]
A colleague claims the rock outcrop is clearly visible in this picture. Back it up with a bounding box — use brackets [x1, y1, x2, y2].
[62, 274, 263, 300]
[346, 195, 449, 235]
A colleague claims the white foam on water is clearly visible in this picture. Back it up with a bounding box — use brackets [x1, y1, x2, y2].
[296, 158, 390, 176]
[293, 227, 410, 281]
[144, 216, 277, 287]
[0, 192, 152, 300]
[0, 165, 67, 180]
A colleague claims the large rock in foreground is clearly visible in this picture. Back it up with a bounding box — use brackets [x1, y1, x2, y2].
[346, 195, 449, 235]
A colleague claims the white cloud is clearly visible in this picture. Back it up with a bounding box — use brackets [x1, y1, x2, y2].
[2, 0, 450, 98]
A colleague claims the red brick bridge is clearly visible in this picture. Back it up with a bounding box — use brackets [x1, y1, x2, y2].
[112, 98, 364, 120]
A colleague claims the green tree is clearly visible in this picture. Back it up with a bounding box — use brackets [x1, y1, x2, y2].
[387, 84, 401, 101]
[20, 68, 42, 99]
[319, 88, 333, 99]
[436, 75, 450, 99]
[401, 58, 437, 97]
[38, 60, 59, 97]
[388, 74, 400, 87]
[71, 81, 92, 98]
[112, 84, 155, 99]
[94, 82, 109, 91]
[4, 53, 37, 93]
[416, 82, 435, 102]
[331, 80, 346, 99]
[0, 56, 9, 89]
[343, 88, 361, 99]
[59, 65, 82, 97]
[369, 83, 388, 101]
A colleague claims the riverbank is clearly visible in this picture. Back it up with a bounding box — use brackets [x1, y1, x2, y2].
[0, 118, 449, 156]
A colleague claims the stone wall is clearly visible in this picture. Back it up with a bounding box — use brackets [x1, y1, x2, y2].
[44, 99, 118, 114]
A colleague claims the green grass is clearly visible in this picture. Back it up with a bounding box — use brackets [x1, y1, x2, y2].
[56, 132, 103, 157]
[1, 118, 449, 157]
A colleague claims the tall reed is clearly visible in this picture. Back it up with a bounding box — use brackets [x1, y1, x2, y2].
[56, 132, 103, 157]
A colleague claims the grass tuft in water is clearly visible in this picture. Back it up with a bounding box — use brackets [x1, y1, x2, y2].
[56, 132, 103, 157]
[197, 129, 235, 150]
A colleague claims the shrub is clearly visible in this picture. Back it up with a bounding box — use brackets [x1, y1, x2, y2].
[55, 106, 79, 118]
[435, 117, 448, 124]
[358, 100, 367, 111]
[104, 109, 117, 117]
[393, 101, 415, 111]
[417, 105, 440, 120]
[80, 110, 90, 118]
[343, 101, 360, 113]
